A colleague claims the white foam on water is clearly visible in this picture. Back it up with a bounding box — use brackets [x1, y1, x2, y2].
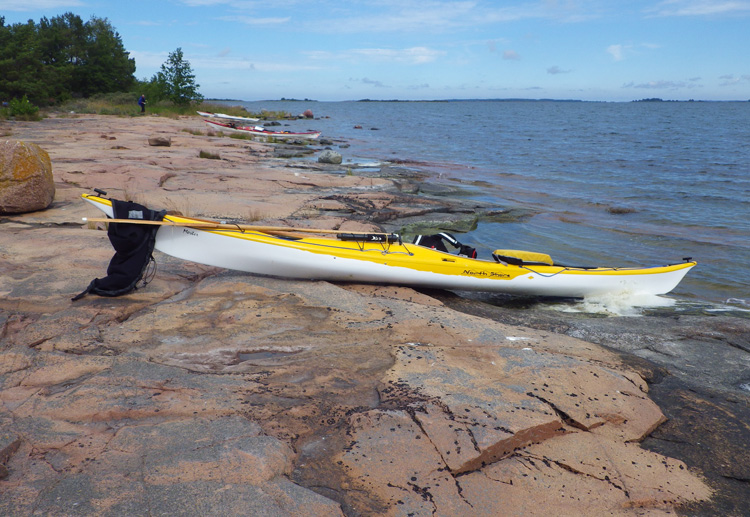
[553, 291, 676, 317]
[692, 299, 750, 314]
[723, 298, 750, 311]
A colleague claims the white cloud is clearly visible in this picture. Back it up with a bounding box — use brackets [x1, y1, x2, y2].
[606, 42, 658, 61]
[351, 77, 389, 88]
[197, 57, 320, 72]
[547, 66, 571, 74]
[622, 80, 698, 90]
[1, 0, 83, 10]
[719, 74, 750, 86]
[130, 49, 321, 74]
[355, 47, 444, 64]
[292, 0, 602, 34]
[217, 16, 290, 26]
[646, 0, 750, 17]
[607, 44, 626, 61]
[178, 0, 265, 6]
[503, 50, 521, 60]
[128, 50, 170, 69]
[306, 47, 444, 65]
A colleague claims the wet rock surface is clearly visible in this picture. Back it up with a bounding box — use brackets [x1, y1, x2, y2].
[0, 114, 744, 515]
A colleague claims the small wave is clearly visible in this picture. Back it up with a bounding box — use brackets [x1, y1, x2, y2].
[704, 299, 750, 314]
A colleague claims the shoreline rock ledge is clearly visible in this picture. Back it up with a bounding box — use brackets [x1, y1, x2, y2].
[0, 114, 716, 515]
[0, 271, 712, 516]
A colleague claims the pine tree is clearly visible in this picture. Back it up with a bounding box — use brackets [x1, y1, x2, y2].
[72, 16, 135, 97]
[158, 47, 203, 105]
[0, 13, 136, 105]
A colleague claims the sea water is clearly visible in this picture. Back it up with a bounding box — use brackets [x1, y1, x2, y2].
[232, 100, 749, 309]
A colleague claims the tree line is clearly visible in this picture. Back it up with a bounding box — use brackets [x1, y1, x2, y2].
[0, 13, 201, 108]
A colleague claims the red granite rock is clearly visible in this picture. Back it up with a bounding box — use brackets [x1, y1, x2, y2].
[0, 140, 54, 213]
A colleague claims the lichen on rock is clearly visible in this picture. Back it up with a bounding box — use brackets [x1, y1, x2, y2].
[0, 140, 55, 214]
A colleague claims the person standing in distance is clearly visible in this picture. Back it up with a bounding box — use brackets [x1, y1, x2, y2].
[138, 95, 146, 113]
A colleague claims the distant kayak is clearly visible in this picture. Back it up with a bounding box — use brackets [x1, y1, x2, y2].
[203, 119, 321, 140]
[82, 193, 695, 298]
[196, 110, 259, 123]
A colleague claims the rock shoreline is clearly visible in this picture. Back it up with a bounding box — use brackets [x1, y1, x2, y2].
[0, 114, 746, 515]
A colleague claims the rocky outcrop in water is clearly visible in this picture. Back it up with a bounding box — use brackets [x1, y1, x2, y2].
[318, 150, 343, 164]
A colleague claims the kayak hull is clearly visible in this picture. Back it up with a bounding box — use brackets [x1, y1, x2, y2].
[82, 194, 695, 298]
[204, 119, 320, 140]
[196, 111, 260, 123]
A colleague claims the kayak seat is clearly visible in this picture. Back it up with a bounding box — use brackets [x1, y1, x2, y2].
[493, 249, 554, 266]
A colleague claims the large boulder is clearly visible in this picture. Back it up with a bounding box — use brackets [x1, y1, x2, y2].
[318, 150, 342, 165]
[148, 135, 171, 147]
[0, 140, 55, 214]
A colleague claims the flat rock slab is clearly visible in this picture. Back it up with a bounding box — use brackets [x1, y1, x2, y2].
[0, 269, 712, 515]
[335, 341, 708, 515]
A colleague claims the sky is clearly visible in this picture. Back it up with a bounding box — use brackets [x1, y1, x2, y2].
[3, 0, 750, 102]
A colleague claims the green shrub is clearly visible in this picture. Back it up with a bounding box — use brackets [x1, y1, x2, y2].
[9, 95, 41, 120]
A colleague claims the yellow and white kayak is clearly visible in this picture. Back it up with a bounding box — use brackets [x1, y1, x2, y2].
[82, 194, 696, 298]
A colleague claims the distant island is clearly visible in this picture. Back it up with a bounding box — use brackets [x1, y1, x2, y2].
[355, 98, 585, 103]
[633, 98, 700, 102]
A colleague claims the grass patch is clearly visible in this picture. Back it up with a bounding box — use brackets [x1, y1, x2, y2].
[14, 94, 294, 121]
[54, 95, 232, 118]
[257, 109, 294, 120]
[200, 103, 292, 120]
[198, 150, 221, 160]
[159, 195, 193, 217]
[247, 208, 269, 222]
[228, 133, 255, 141]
